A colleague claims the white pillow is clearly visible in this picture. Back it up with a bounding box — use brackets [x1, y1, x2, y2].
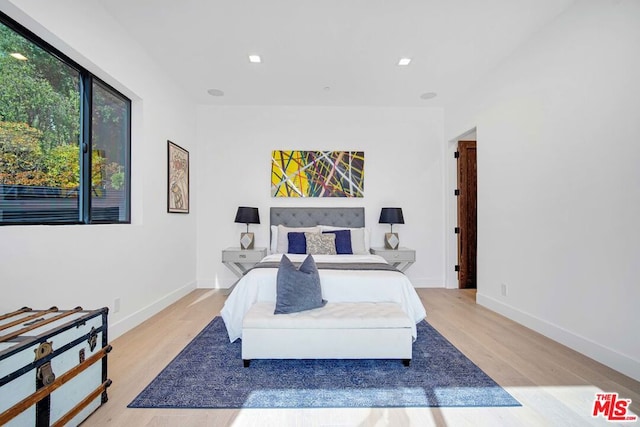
[318, 225, 370, 254]
[270, 225, 278, 253]
[275, 225, 320, 253]
[363, 228, 371, 252]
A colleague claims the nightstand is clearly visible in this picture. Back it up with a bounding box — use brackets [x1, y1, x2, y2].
[222, 247, 267, 278]
[370, 247, 416, 272]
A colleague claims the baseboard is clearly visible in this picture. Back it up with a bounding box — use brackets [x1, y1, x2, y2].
[411, 277, 445, 288]
[197, 278, 235, 289]
[109, 281, 197, 340]
[197, 279, 217, 289]
[477, 293, 640, 382]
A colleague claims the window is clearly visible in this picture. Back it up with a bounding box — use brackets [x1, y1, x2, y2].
[0, 12, 131, 224]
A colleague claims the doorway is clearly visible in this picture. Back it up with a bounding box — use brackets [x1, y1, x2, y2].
[456, 140, 477, 289]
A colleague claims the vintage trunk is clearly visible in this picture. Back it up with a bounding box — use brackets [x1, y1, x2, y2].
[0, 307, 111, 426]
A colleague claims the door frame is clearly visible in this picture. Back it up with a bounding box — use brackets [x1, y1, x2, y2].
[444, 127, 477, 289]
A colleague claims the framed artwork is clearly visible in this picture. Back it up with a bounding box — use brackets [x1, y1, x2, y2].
[271, 150, 365, 197]
[167, 140, 189, 213]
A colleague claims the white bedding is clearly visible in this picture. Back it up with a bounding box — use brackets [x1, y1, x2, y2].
[220, 253, 427, 342]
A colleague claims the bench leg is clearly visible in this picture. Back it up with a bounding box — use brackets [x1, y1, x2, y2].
[243, 359, 251, 368]
[402, 359, 411, 367]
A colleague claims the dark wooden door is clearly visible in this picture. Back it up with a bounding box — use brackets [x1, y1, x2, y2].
[457, 141, 477, 288]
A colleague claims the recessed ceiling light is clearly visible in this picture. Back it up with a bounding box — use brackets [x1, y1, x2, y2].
[420, 92, 437, 100]
[248, 54, 261, 63]
[397, 57, 411, 66]
[207, 88, 224, 97]
[10, 52, 27, 61]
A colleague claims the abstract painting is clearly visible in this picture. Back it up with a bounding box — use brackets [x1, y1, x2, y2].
[167, 140, 189, 213]
[271, 151, 365, 197]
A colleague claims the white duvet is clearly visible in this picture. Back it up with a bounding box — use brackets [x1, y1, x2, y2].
[220, 253, 427, 342]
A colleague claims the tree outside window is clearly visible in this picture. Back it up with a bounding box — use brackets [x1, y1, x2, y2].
[0, 16, 130, 224]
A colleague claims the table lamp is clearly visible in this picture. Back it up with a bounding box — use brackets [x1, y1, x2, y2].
[234, 207, 260, 249]
[379, 207, 404, 250]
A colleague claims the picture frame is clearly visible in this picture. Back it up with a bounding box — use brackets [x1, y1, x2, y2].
[167, 140, 189, 213]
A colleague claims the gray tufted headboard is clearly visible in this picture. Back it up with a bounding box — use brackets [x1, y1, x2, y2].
[270, 207, 365, 228]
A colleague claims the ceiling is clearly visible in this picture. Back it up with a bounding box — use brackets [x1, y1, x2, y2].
[98, 0, 574, 107]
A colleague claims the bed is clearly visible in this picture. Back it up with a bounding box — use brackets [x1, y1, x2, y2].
[220, 207, 427, 343]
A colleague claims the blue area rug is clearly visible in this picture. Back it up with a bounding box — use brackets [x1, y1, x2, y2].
[128, 317, 520, 409]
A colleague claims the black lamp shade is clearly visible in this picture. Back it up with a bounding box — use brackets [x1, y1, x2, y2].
[234, 207, 260, 224]
[379, 207, 404, 225]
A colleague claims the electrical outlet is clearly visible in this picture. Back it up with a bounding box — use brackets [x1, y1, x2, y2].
[114, 297, 121, 313]
[501, 283, 508, 297]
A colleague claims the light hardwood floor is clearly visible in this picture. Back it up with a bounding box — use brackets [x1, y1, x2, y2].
[82, 289, 639, 426]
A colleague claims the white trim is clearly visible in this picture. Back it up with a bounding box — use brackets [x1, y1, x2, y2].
[444, 139, 459, 289]
[477, 293, 640, 382]
[197, 279, 217, 289]
[197, 278, 234, 289]
[411, 277, 445, 288]
[109, 281, 197, 339]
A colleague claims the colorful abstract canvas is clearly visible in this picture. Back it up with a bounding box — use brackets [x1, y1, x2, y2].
[271, 151, 365, 197]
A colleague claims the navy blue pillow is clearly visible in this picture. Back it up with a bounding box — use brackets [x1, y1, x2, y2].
[322, 229, 353, 254]
[275, 254, 327, 314]
[287, 232, 307, 254]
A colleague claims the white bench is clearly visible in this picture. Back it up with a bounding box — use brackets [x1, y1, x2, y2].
[241, 301, 413, 367]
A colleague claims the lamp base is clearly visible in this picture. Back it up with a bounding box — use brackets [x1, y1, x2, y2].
[240, 232, 255, 250]
[384, 233, 399, 250]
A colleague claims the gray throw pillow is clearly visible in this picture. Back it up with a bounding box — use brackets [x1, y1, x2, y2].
[274, 254, 327, 314]
[305, 232, 337, 255]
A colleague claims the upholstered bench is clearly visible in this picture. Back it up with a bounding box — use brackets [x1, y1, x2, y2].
[241, 301, 413, 367]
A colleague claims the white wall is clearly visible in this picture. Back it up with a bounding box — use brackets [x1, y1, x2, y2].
[196, 106, 445, 289]
[6, 0, 636, 383]
[0, 0, 198, 338]
[445, 0, 640, 380]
